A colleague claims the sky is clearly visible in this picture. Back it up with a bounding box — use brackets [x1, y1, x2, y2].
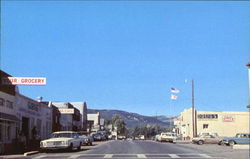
[1, 1, 250, 116]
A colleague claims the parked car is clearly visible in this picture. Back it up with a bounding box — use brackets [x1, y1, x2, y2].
[78, 132, 93, 146]
[155, 134, 161, 141]
[221, 133, 250, 146]
[93, 133, 107, 141]
[138, 135, 145, 140]
[40, 131, 82, 151]
[192, 134, 222, 145]
[158, 132, 177, 143]
[117, 135, 126, 140]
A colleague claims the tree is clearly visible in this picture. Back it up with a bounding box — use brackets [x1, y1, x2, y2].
[111, 115, 127, 135]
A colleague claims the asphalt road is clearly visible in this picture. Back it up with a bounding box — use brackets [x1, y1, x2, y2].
[27, 140, 248, 159]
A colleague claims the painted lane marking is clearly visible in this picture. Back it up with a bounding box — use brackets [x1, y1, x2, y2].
[137, 154, 147, 158]
[169, 154, 181, 158]
[68, 154, 81, 159]
[199, 154, 212, 158]
[104, 154, 113, 158]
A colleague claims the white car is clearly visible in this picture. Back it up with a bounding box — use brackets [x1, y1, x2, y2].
[158, 132, 177, 143]
[40, 131, 83, 151]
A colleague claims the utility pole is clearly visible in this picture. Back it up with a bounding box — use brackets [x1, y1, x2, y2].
[246, 62, 250, 108]
[192, 79, 196, 138]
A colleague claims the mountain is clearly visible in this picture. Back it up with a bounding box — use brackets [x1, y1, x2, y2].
[87, 109, 173, 128]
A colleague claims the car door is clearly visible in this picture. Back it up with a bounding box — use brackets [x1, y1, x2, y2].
[209, 135, 219, 144]
[73, 133, 79, 147]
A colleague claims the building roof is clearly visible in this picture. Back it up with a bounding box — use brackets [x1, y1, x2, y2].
[246, 62, 250, 67]
[247, 105, 250, 108]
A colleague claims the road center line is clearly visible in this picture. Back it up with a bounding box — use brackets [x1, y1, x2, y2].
[137, 154, 147, 158]
[68, 154, 81, 159]
[199, 154, 212, 158]
[104, 154, 113, 158]
[169, 154, 180, 158]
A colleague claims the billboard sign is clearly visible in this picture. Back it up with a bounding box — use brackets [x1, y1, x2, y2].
[59, 109, 74, 114]
[2, 77, 46, 85]
[222, 115, 235, 122]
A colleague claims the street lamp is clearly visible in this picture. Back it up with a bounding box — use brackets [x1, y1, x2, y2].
[246, 62, 250, 108]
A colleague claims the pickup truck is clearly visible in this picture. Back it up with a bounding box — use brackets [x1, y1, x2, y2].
[221, 133, 250, 146]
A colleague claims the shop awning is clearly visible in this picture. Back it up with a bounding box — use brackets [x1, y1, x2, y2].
[0, 112, 20, 122]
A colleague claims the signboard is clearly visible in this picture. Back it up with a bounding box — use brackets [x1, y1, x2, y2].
[59, 109, 74, 114]
[2, 77, 46, 85]
[197, 114, 218, 120]
[222, 115, 234, 122]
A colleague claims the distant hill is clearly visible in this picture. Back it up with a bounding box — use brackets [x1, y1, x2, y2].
[87, 109, 173, 128]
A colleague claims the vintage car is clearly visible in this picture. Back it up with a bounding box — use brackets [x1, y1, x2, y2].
[40, 131, 83, 151]
[158, 132, 177, 143]
[192, 134, 222, 145]
[221, 133, 250, 146]
[78, 132, 93, 146]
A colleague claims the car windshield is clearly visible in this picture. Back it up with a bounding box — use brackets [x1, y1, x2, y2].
[51, 133, 74, 138]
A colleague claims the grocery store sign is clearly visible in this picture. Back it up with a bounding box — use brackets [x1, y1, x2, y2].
[222, 115, 235, 122]
[59, 109, 74, 114]
[197, 114, 218, 120]
[2, 77, 46, 85]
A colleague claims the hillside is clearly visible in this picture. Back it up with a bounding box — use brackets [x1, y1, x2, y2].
[87, 109, 173, 128]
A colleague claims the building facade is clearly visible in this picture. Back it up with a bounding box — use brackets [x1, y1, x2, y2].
[70, 102, 88, 131]
[0, 71, 19, 154]
[52, 102, 82, 131]
[87, 112, 100, 133]
[174, 108, 250, 139]
[16, 93, 52, 141]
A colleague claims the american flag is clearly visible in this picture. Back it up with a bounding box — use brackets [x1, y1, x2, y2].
[171, 88, 180, 93]
[171, 94, 178, 100]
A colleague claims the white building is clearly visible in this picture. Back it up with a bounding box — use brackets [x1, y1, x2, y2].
[87, 112, 100, 133]
[16, 93, 52, 140]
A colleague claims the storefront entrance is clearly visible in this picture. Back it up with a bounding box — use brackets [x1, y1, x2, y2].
[21, 117, 29, 139]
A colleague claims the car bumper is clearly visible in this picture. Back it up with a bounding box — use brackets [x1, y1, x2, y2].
[40, 145, 70, 150]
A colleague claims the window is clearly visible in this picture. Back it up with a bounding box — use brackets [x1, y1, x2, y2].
[203, 124, 209, 129]
[6, 100, 13, 109]
[0, 98, 5, 106]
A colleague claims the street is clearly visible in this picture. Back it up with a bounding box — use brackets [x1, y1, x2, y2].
[27, 140, 249, 159]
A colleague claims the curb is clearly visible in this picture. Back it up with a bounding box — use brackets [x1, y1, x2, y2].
[23, 151, 39, 156]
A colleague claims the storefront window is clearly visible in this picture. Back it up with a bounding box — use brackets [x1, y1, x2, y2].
[7, 126, 10, 140]
[0, 98, 5, 106]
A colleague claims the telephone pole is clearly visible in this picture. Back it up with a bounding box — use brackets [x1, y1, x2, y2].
[192, 79, 196, 138]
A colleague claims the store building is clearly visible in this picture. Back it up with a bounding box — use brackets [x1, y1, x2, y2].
[174, 108, 250, 139]
[16, 93, 52, 141]
[52, 102, 81, 131]
[0, 70, 19, 154]
[87, 112, 100, 133]
[41, 102, 61, 132]
[70, 102, 88, 131]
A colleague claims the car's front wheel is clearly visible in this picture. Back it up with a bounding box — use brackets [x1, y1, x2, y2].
[77, 143, 82, 150]
[68, 143, 74, 151]
[198, 140, 204, 145]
